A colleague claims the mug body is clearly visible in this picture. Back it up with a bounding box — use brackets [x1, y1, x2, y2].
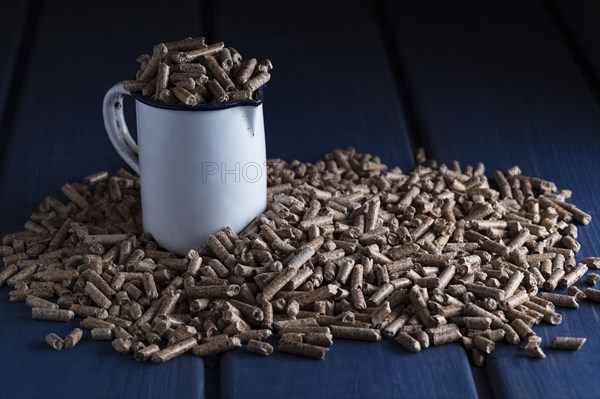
[135, 101, 267, 255]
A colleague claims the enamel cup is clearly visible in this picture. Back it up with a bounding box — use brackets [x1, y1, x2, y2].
[102, 82, 267, 255]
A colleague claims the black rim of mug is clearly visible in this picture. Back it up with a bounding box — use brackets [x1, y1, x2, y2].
[129, 86, 264, 111]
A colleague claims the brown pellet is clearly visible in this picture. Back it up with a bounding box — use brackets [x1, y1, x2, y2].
[244, 72, 271, 93]
[473, 335, 495, 354]
[184, 285, 240, 298]
[585, 273, 600, 285]
[64, 328, 83, 348]
[303, 332, 334, 347]
[45, 333, 64, 350]
[155, 62, 170, 95]
[525, 345, 546, 359]
[172, 86, 198, 106]
[550, 336, 586, 350]
[567, 286, 587, 301]
[152, 337, 198, 363]
[539, 293, 579, 309]
[91, 327, 113, 341]
[84, 281, 112, 309]
[511, 319, 535, 339]
[395, 331, 421, 353]
[173, 42, 224, 64]
[280, 326, 330, 335]
[235, 58, 257, 85]
[430, 327, 462, 346]
[112, 338, 132, 354]
[135, 344, 160, 362]
[583, 288, 600, 302]
[32, 308, 74, 322]
[464, 317, 492, 330]
[278, 340, 328, 360]
[142, 272, 159, 300]
[235, 329, 272, 343]
[247, 339, 274, 356]
[203, 56, 235, 91]
[329, 325, 381, 342]
[0, 264, 19, 287]
[80, 317, 115, 330]
[61, 183, 89, 209]
[26, 295, 58, 309]
[192, 337, 241, 357]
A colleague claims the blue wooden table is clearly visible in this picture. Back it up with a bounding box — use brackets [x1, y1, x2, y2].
[0, 1, 598, 398]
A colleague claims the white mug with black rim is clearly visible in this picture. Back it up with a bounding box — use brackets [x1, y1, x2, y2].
[103, 82, 267, 255]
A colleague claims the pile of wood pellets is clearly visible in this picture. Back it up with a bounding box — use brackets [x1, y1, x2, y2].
[122, 37, 272, 106]
[1, 148, 599, 365]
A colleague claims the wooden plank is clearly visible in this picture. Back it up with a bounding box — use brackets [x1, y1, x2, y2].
[222, 340, 477, 399]
[0, 1, 31, 158]
[552, 0, 600, 91]
[212, 2, 476, 398]
[210, 0, 415, 170]
[0, 1, 30, 110]
[0, 1, 205, 398]
[383, 1, 600, 398]
[0, 298, 202, 399]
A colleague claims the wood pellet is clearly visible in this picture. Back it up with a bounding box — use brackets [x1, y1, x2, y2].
[123, 37, 272, 106]
[550, 336, 586, 350]
[0, 148, 598, 366]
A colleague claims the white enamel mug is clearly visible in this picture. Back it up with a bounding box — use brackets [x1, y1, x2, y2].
[102, 82, 267, 255]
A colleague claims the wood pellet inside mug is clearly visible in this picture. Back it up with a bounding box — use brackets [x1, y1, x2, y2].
[123, 37, 272, 106]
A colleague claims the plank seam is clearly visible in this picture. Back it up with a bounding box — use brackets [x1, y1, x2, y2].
[0, 0, 40, 173]
[543, 0, 600, 110]
[371, 0, 426, 158]
[372, 2, 496, 398]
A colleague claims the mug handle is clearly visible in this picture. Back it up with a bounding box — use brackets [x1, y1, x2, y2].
[102, 82, 140, 174]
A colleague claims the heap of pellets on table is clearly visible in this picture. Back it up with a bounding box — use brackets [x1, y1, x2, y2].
[1, 148, 599, 365]
[122, 37, 272, 105]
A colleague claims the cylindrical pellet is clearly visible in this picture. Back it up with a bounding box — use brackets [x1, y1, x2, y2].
[32, 308, 74, 322]
[152, 337, 198, 363]
[525, 345, 546, 359]
[278, 340, 328, 360]
[464, 317, 492, 330]
[551, 336, 586, 350]
[511, 319, 535, 339]
[45, 333, 64, 350]
[91, 327, 113, 341]
[84, 281, 112, 309]
[584, 288, 600, 302]
[135, 344, 160, 362]
[142, 272, 159, 300]
[0, 264, 19, 287]
[303, 332, 334, 346]
[247, 339, 274, 356]
[473, 335, 495, 354]
[62, 328, 83, 349]
[183, 285, 240, 299]
[539, 293, 579, 309]
[329, 325, 381, 341]
[503, 271, 524, 298]
[430, 327, 462, 346]
[112, 338, 132, 354]
[26, 295, 58, 309]
[235, 329, 273, 343]
[395, 331, 421, 353]
[192, 337, 241, 357]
